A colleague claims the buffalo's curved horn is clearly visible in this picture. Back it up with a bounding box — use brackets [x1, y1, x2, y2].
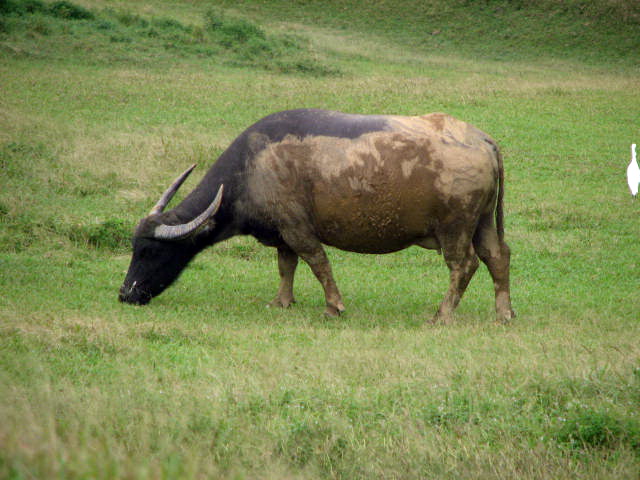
[153, 184, 224, 241]
[149, 164, 197, 216]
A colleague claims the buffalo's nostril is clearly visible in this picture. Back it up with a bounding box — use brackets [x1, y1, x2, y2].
[119, 282, 152, 305]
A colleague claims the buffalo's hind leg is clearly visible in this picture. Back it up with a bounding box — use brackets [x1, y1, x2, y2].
[269, 245, 298, 309]
[473, 215, 515, 323]
[431, 228, 480, 325]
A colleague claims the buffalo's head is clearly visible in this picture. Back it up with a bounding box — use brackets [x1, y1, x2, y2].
[119, 164, 223, 305]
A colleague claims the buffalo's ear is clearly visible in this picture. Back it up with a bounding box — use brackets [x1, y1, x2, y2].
[247, 132, 270, 155]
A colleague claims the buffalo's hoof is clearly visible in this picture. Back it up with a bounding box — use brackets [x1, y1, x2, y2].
[428, 311, 453, 326]
[268, 297, 295, 309]
[324, 304, 345, 317]
[495, 309, 515, 325]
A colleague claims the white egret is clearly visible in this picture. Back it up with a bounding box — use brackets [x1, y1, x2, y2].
[627, 143, 639, 198]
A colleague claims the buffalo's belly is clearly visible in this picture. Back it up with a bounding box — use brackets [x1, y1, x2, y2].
[319, 229, 433, 254]
[311, 191, 438, 254]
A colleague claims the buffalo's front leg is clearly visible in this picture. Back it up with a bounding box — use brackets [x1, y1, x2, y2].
[281, 229, 345, 316]
[299, 248, 345, 316]
[269, 245, 298, 308]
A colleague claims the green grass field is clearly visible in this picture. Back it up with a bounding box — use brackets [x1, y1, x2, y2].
[1, 0, 640, 478]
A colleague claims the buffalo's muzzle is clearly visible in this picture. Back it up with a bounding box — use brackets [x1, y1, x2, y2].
[118, 282, 152, 305]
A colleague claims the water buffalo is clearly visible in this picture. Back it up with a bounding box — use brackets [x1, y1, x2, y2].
[119, 109, 515, 323]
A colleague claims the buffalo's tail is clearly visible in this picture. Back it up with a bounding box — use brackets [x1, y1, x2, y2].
[485, 138, 505, 242]
[495, 143, 505, 242]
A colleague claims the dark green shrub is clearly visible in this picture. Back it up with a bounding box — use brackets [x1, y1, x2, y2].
[48, 1, 93, 20]
[0, 0, 46, 15]
[0, 0, 93, 19]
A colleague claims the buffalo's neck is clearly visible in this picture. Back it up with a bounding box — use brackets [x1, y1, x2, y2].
[166, 166, 240, 247]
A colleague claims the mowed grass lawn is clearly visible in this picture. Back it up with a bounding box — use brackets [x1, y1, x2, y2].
[1, 0, 639, 478]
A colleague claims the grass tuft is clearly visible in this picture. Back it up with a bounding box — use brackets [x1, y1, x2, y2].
[65, 219, 132, 252]
[203, 7, 339, 76]
[205, 7, 267, 47]
[555, 409, 640, 455]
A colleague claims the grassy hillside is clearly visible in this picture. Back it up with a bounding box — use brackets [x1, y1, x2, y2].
[3, 0, 640, 69]
[218, 0, 640, 66]
[1, 0, 640, 478]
